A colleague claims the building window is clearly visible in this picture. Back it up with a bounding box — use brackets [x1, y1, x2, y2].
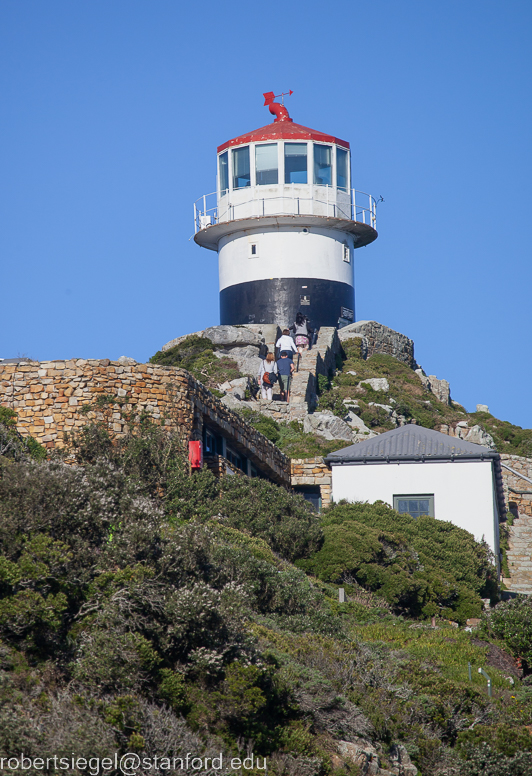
[343, 243, 351, 263]
[249, 242, 258, 258]
[226, 446, 244, 471]
[337, 147, 348, 191]
[219, 151, 229, 195]
[294, 486, 322, 513]
[394, 495, 435, 519]
[255, 143, 278, 185]
[285, 143, 307, 184]
[232, 146, 250, 189]
[314, 144, 332, 186]
[203, 427, 219, 455]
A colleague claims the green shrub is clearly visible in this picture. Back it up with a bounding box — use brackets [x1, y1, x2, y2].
[149, 335, 241, 390]
[483, 596, 532, 665]
[299, 501, 497, 621]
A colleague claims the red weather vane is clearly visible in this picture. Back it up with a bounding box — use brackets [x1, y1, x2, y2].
[263, 90, 294, 123]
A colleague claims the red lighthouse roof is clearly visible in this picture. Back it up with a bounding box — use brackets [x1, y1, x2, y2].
[217, 120, 350, 154]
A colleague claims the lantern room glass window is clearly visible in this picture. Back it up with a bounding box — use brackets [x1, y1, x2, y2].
[219, 151, 229, 195]
[255, 143, 278, 185]
[232, 146, 250, 189]
[314, 144, 332, 186]
[284, 143, 308, 184]
[336, 147, 348, 191]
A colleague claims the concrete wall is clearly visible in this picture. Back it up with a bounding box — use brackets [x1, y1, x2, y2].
[331, 459, 500, 556]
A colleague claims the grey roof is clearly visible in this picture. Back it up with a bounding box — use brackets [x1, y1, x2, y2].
[326, 424, 498, 463]
[326, 424, 507, 519]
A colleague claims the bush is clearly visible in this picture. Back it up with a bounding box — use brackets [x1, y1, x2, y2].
[298, 501, 497, 621]
[483, 596, 532, 666]
[149, 335, 241, 390]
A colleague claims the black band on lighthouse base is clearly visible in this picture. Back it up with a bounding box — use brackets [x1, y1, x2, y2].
[220, 278, 354, 329]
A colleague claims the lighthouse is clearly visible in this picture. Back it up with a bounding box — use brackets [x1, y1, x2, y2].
[193, 93, 378, 330]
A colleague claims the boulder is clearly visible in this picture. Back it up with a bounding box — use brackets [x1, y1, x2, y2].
[337, 740, 382, 776]
[477, 404, 490, 413]
[203, 325, 262, 347]
[344, 412, 374, 436]
[389, 744, 418, 776]
[338, 321, 417, 368]
[360, 377, 389, 392]
[162, 325, 262, 353]
[464, 424, 496, 449]
[220, 393, 249, 412]
[117, 356, 137, 364]
[303, 411, 354, 442]
[221, 376, 252, 400]
[214, 345, 261, 377]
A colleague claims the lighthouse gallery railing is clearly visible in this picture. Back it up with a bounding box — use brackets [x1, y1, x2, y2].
[193, 188, 377, 234]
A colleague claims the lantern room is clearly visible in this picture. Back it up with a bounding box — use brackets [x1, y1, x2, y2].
[193, 93, 378, 329]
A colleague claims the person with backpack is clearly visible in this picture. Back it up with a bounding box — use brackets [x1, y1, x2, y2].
[276, 351, 295, 403]
[291, 312, 311, 355]
[258, 352, 278, 400]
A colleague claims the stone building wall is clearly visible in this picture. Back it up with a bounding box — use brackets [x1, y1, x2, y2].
[291, 457, 332, 508]
[0, 359, 290, 486]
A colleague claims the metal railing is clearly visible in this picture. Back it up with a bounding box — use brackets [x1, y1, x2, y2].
[193, 187, 377, 233]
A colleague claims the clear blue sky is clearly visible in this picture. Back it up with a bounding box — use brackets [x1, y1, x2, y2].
[1, 1, 531, 427]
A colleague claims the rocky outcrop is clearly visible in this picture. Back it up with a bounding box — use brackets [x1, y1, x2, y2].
[339, 321, 417, 369]
[303, 411, 355, 442]
[335, 739, 418, 776]
[163, 325, 262, 351]
[162, 326, 264, 379]
[415, 369, 451, 405]
[438, 421, 495, 449]
[361, 377, 389, 392]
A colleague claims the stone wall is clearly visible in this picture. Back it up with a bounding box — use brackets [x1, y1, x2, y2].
[338, 320, 417, 368]
[291, 457, 332, 508]
[499, 455, 532, 595]
[0, 359, 290, 486]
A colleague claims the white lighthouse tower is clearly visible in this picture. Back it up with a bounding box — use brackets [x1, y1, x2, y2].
[193, 93, 378, 329]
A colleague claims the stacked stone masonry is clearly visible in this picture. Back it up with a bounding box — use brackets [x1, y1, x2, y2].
[291, 457, 332, 508]
[0, 359, 290, 487]
[500, 454, 532, 595]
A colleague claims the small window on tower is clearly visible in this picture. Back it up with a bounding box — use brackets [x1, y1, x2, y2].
[249, 242, 258, 258]
[343, 243, 351, 263]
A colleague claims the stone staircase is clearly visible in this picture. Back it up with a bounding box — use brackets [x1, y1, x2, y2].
[505, 512, 532, 594]
[255, 327, 340, 423]
[500, 455, 532, 595]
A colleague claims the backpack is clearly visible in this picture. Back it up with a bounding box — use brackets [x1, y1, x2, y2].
[262, 368, 278, 386]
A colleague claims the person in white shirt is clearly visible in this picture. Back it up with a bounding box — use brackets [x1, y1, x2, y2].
[275, 329, 297, 359]
[258, 352, 278, 400]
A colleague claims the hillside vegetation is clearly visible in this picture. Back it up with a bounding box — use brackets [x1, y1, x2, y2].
[318, 338, 532, 456]
[0, 411, 531, 775]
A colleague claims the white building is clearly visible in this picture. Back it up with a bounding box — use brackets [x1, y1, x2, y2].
[193, 92, 378, 329]
[326, 425, 505, 564]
